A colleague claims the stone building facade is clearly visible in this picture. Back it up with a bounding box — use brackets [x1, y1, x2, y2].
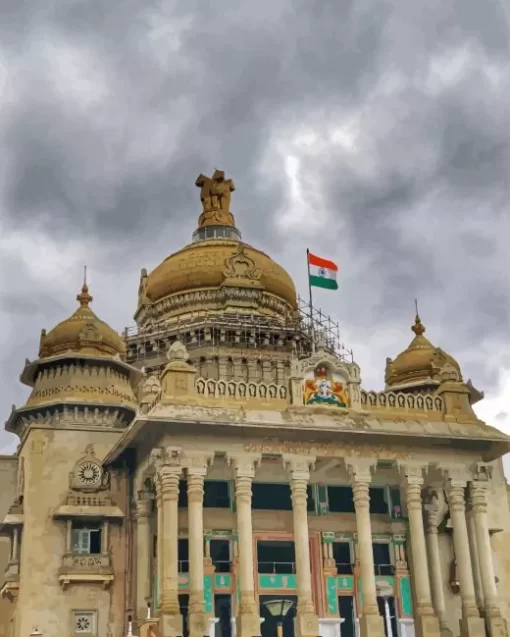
[1, 170, 510, 637]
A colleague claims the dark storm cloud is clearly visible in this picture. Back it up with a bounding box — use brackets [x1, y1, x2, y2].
[0, 0, 509, 452]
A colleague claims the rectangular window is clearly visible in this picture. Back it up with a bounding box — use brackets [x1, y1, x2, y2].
[332, 541, 353, 575]
[178, 480, 188, 507]
[369, 488, 389, 515]
[204, 481, 231, 508]
[178, 539, 189, 572]
[257, 540, 296, 574]
[372, 542, 394, 576]
[327, 486, 355, 513]
[307, 485, 317, 513]
[389, 487, 402, 519]
[252, 483, 292, 510]
[71, 522, 102, 555]
[210, 539, 231, 573]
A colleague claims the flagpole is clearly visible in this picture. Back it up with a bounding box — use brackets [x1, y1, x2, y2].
[306, 249, 316, 352]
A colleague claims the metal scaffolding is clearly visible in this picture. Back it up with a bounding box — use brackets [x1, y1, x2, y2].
[123, 298, 353, 364]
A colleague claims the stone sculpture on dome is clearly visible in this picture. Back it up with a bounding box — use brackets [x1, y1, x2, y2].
[195, 169, 236, 227]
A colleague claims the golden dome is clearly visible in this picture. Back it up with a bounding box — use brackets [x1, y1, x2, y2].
[142, 240, 297, 309]
[385, 315, 462, 389]
[136, 169, 298, 321]
[39, 283, 126, 359]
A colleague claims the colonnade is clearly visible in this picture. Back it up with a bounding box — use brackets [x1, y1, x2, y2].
[134, 451, 507, 637]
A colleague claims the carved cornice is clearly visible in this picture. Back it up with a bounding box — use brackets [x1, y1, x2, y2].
[25, 362, 137, 408]
[6, 404, 133, 439]
[136, 287, 294, 327]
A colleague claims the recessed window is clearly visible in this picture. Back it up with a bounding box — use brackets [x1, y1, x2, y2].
[257, 540, 296, 574]
[373, 542, 393, 576]
[71, 522, 102, 555]
[332, 541, 353, 575]
[73, 611, 96, 635]
[253, 483, 292, 510]
[369, 488, 389, 514]
[178, 480, 187, 507]
[178, 539, 189, 572]
[327, 486, 355, 513]
[210, 539, 230, 573]
[204, 481, 231, 508]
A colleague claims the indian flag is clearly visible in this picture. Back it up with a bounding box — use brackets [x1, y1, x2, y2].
[308, 251, 338, 290]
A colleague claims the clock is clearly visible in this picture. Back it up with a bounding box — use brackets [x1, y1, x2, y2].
[77, 461, 102, 486]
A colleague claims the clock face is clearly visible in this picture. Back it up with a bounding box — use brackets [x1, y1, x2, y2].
[77, 461, 101, 486]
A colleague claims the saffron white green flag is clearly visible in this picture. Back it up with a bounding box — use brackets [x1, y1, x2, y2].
[308, 252, 338, 290]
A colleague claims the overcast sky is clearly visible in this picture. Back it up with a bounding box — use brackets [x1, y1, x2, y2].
[0, 0, 509, 468]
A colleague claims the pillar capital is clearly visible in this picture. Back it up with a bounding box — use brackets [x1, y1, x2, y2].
[183, 452, 213, 476]
[228, 453, 261, 479]
[150, 446, 182, 470]
[135, 492, 153, 519]
[399, 460, 426, 485]
[442, 464, 472, 488]
[283, 454, 315, 480]
[345, 457, 377, 484]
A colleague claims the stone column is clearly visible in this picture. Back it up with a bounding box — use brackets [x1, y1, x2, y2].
[466, 501, 485, 616]
[346, 459, 385, 637]
[229, 453, 261, 637]
[12, 527, 19, 562]
[185, 453, 212, 637]
[400, 464, 440, 637]
[470, 466, 509, 637]
[152, 447, 183, 637]
[284, 455, 319, 637]
[156, 474, 164, 610]
[135, 492, 153, 621]
[423, 493, 451, 637]
[444, 469, 485, 637]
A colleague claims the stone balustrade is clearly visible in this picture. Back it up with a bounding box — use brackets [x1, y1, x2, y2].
[195, 378, 287, 401]
[361, 389, 444, 413]
[58, 552, 114, 590]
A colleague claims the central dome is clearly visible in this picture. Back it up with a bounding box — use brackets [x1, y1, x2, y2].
[135, 170, 297, 326]
[144, 240, 296, 307]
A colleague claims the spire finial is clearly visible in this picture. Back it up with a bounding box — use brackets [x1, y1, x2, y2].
[411, 300, 425, 336]
[77, 266, 93, 308]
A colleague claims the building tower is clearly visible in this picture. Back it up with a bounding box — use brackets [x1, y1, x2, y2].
[1, 283, 140, 637]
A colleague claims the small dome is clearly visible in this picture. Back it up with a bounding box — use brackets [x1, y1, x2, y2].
[39, 283, 126, 360]
[385, 315, 462, 390]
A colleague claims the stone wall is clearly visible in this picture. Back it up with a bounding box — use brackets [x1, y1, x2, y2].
[15, 427, 127, 637]
[0, 455, 18, 637]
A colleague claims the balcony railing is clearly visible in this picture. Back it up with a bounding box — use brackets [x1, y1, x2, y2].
[335, 562, 354, 575]
[212, 560, 231, 573]
[258, 561, 296, 575]
[58, 552, 114, 589]
[0, 561, 20, 601]
[374, 564, 395, 576]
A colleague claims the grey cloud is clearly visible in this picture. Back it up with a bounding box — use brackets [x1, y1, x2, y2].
[0, 0, 509, 454]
